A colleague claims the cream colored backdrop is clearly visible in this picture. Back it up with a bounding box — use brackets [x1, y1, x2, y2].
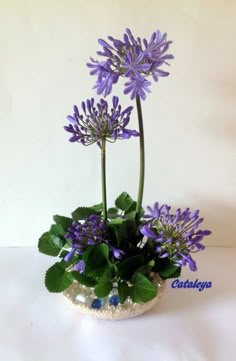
[0, 0, 235, 246]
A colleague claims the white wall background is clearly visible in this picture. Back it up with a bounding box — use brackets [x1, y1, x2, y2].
[0, 0, 235, 246]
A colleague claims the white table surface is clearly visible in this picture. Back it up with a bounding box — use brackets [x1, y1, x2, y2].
[0, 246, 235, 361]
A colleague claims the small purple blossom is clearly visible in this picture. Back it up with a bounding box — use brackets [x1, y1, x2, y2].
[110, 246, 126, 260]
[87, 28, 174, 100]
[64, 96, 139, 147]
[74, 260, 86, 273]
[64, 214, 125, 262]
[64, 248, 76, 263]
[141, 202, 211, 271]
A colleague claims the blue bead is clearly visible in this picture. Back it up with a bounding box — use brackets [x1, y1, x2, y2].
[91, 298, 103, 310]
[109, 294, 120, 306]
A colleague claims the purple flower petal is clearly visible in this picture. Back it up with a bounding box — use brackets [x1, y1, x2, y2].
[202, 230, 211, 236]
[159, 252, 169, 258]
[64, 248, 76, 262]
[98, 38, 114, 50]
[74, 260, 86, 273]
[112, 248, 125, 260]
[140, 225, 158, 239]
[69, 135, 80, 142]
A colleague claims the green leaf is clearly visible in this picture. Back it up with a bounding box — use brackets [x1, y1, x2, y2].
[117, 254, 144, 280]
[71, 207, 100, 220]
[84, 244, 110, 278]
[50, 224, 65, 237]
[117, 219, 139, 246]
[124, 210, 136, 220]
[45, 262, 74, 292]
[107, 207, 120, 219]
[71, 271, 97, 287]
[158, 264, 181, 279]
[109, 217, 124, 225]
[136, 207, 145, 220]
[115, 192, 136, 213]
[118, 281, 130, 304]
[91, 203, 103, 212]
[63, 239, 72, 247]
[59, 250, 69, 258]
[38, 232, 64, 256]
[108, 207, 119, 214]
[133, 264, 152, 277]
[130, 273, 157, 303]
[169, 267, 182, 279]
[94, 274, 112, 297]
[53, 215, 73, 230]
[93, 243, 109, 266]
[148, 260, 155, 267]
[82, 245, 97, 262]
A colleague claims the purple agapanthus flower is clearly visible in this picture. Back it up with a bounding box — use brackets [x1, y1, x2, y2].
[64, 215, 125, 269]
[141, 202, 211, 271]
[64, 96, 139, 147]
[87, 28, 174, 100]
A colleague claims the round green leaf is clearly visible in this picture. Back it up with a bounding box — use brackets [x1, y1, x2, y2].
[71, 207, 100, 220]
[71, 272, 97, 287]
[38, 232, 64, 256]
[53, 215, 73, 230]
[45, 262, 74, 293]
[158, 264, 181, 279]
[130, 273, 157, 303]
[94, 276, 112, 298]
[118, 281, 130, 304]
[115, 192, 136, 212]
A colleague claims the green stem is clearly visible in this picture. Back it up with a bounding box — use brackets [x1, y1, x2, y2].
[135, 95, 145, 218]
[101, 139, 107, 221]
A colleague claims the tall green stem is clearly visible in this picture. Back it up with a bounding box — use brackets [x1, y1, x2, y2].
[101, 139, 107, 221]
[135, 95, 145, 218]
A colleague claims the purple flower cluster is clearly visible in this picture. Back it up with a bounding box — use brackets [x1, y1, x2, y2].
[141, 202, 211, 271]
[64, 215, 125, 272]
[65, 215, 107, 254]
[64, 96, 139, 147]
[87, 28, 173, 100]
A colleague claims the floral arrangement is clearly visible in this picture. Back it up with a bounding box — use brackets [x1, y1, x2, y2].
[38, 28, 211, 308]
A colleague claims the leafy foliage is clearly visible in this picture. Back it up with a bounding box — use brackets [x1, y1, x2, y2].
[71, 206, 101, 220]
[115, 192, 136, 212]
[71, 271, 97, 287]
[83, 243, 111, 278]
[45, 262, 74, 292]
[39, 194, 185, 302]
[50, 224, 65, 237]
[153, 257, 181, 279]
[53, 215, 73, 230]
[118, 281, 130, 303]
[117, 254, 144, 280]
[38, 232, 64, 257]
[107, 207, 120, 219]
[94, 272, 113, 297]
[130, 273, 157, 303]
[91, 203, 104, 212]
[38, 213, 73, 257]
[159, 264, 181, 279]
[107, 217, 142, 254]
